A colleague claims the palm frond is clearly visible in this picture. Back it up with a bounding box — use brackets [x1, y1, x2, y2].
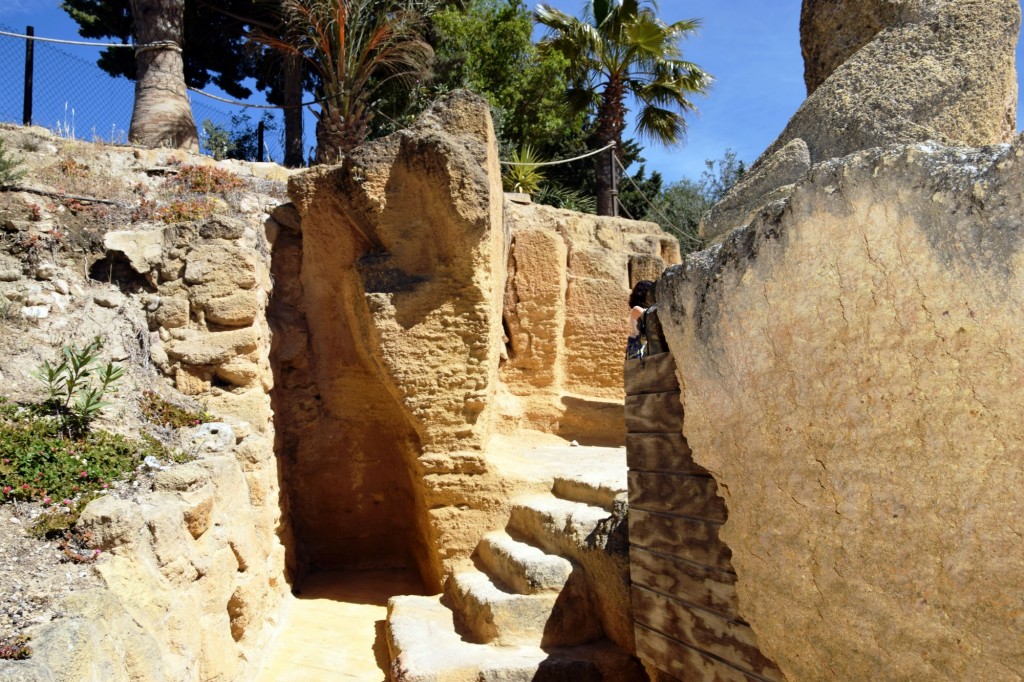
[636, 105, 685, 145]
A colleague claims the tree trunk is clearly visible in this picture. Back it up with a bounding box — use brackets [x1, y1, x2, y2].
[313, 103, 369, 165]
[595, 78, 627, 216]
[283, 54, 304, 167]
[128, 0, 198, 150]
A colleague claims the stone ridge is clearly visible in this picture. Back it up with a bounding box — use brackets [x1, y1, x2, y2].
[658, 136, 1024, 680]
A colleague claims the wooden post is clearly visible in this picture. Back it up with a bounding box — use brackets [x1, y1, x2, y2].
[257, 120, 265, 163]
[22, 26, 34, 126]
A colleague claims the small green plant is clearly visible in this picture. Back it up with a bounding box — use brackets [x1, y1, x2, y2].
[0, 634, 31, 660]
[32, 337, 125, 436]
[502, 145, 545, 195]
[201, 119, 235, 161]
[141, 390, 211, 429]
[0, 139, 25, 187]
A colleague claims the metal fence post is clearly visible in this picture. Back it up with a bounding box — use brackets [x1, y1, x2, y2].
[610, 145, 619, 217]
[22, 26, 34, 126]
[257, 120, 265, 163]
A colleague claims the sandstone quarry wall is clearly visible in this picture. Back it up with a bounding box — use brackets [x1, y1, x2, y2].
[703, 0, 1020, 241]
[501, 201, 679, 443]
[272, 92, 681, 592]
[275, 92, 510, 590]
[657, 137, 1024, 680]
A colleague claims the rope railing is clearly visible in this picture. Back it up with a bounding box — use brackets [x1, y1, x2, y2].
[614, 154, 702, 248]
[499, 142, 615, 167]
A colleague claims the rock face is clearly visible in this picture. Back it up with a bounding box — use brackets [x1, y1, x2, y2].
[273, 90, 680, 595]
[657, 137, 1024, 680]
[703, 0, 1020, 241]
[800, 0, 905, 94]
[274, 91, 509, 590]
[502, 202, 679, 443]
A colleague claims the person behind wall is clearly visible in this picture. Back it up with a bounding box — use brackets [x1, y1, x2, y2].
[627, 280, 656, 360]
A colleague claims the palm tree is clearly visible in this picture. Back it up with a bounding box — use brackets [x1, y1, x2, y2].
[536, 0, 709, 216]
[128, 0, 199, 150]
[255, 0, 434, 164]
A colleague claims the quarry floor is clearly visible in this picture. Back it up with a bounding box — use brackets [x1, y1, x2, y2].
[254, 434, 629, 680]
[255, 570, 425, 681]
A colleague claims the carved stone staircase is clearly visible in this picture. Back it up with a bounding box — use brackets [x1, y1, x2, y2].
[386, 467, 647, 681]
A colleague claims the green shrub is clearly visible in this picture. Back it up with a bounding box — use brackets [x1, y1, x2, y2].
[0, 402, 167, 503]
[31, 337, 125, 436]
[0, 139, 25, 188]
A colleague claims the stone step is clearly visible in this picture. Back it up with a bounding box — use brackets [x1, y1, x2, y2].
[507, 494, 612, 558]
[444, 569, 602, 647]
[476, 531, 573, 595]
[386, 595, 647, 682]
[551, 472, 626, 511]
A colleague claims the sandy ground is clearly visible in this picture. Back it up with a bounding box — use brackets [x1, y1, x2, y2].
[255, 570, 426, 682]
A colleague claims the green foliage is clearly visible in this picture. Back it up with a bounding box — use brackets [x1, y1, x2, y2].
[644, 149, 746, 254]
[502, 145, 545, 194]
[0, 634, 31, 660]
[430, 0, 582, 152]
[141, 390, 211, 429]
[201, 120, 234, 161]
[0, 397, 166, 505]
[202, 114, 280, 162]
[0, 139, 25, 188]
[536, 0, 709, 213]
[253, 0, 434, 163]
[31, 337, 125, 436]
[533, 183, 597, 214]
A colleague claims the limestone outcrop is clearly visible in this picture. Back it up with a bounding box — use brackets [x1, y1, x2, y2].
[703, 0, 1020, 241]
[657, 136, 1024, 680]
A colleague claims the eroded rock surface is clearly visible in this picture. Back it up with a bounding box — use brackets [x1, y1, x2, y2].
[703, 0, 1020, 241]
[276, 91, 509, 589]
[501, 202, 678, 443]
[658, 137, 1024, 680]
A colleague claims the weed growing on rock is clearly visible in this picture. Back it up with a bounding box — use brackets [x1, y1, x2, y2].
[0, 340, 173, 511]
[140, 390, 211, 428]
[174, 165, 244, 194]
[0, 634, 31, 660]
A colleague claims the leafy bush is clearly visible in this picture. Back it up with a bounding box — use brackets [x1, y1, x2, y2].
[141, 390, 211, 428]
[31, 337, 125, 436]
[0, 139, 25, 187]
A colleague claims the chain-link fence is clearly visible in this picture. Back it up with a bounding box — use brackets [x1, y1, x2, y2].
[0, 25, 304, 165]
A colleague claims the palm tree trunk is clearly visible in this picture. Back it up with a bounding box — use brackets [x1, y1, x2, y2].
[128, 0, 198, 150]
[283, 54, 305, 167]
[595, 78, 627, 216]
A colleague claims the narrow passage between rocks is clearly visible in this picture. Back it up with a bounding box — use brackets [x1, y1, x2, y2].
[255, 570, 426, 681]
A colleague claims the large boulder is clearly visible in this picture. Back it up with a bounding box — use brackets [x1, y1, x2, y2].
[703, 0, 1020, 241]
[800, 0, 907, 94]
[658, 136, 1024, 679]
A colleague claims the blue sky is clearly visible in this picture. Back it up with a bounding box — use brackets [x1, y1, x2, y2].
[1, 1, 1021, 184]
